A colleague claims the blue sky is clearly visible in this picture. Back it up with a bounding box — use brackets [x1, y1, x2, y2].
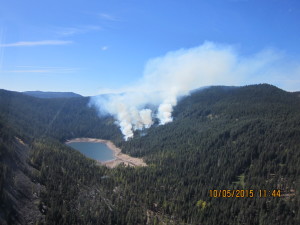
[0, 0, 300, 96]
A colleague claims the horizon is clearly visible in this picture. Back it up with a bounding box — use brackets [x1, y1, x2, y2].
[1, 83, 299, 98]
[1, 0, 300, 96]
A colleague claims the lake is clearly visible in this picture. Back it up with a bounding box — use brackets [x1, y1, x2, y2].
[67, 141, 115, 162]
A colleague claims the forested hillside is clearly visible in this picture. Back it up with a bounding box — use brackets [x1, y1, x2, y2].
[0, 84, 299, 225]
[23, 91, 82, 99]
[0, 89, 122, 142]
[121, 84, 300, 224]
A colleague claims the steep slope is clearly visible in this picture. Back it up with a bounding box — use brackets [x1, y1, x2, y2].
[0, 122, 44, 224]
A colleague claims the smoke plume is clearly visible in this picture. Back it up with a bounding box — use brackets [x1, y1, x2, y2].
[90, 41, 299, 140]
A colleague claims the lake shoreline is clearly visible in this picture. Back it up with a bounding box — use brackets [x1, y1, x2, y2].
[65, 138, 147, 168]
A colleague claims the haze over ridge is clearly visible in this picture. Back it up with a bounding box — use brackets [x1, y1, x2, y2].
[90, 41, 300, 139]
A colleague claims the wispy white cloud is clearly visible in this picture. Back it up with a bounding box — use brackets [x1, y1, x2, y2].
[99, 13, 120, 22]
[0, 40, 73, 47]
[1, 66, 78, 73]
[55, 25, 101, 37]
[4, 70, 50, 73]
[101, 46, 108, 51]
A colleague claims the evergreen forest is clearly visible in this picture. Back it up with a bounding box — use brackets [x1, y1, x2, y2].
[0, 84, 299, 225]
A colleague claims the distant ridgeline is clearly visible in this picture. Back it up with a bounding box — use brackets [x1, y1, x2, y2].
[0, 84, 299, 225]
[23, 91, 82, 99]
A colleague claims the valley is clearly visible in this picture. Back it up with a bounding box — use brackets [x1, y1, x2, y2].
[0, 84, 299, 225]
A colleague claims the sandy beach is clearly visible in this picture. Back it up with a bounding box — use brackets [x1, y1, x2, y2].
[66, 138, 147, 168]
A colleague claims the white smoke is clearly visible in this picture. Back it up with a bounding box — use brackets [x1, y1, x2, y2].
[90, 41, 300, 140]
[139, 109, 153, 128]
[158, 103, 173, 124]
[90, 93, 157, 140]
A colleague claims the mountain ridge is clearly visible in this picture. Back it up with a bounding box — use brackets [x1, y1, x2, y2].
[0, 83, 299, 225]
[22, 91, 82, 99]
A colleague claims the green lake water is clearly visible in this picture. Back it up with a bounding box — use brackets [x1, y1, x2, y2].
[67, 142, 115, 162]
